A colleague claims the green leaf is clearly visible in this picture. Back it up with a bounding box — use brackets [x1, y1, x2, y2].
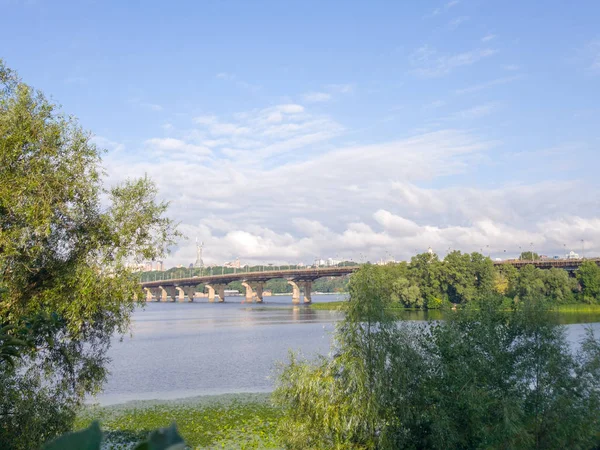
[43, 421, 102, 450]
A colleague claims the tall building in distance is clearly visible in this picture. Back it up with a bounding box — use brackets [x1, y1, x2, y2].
[156, 260, 164, 271]
[194, 238, 204, 268]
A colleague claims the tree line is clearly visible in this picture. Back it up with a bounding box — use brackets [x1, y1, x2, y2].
[273, 264, 600, 449]
[380, 251, 600, 309]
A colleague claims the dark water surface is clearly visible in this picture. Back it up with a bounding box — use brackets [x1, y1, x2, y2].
[94, 296, 600, 405]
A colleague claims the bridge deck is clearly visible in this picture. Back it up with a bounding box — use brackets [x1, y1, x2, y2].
[140, 258, 600, 288]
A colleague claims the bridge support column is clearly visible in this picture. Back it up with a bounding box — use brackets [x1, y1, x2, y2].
[254, 282, 264, 303]
[186, 287, 196, 302]
[144, 287, 153, 302]
[241, 282, 254, 303]
[216, 285, 226, 302]
[175, 286, 185, 302]
[287, 280, 300, 304]
[302, 281, 312, 304]
[205, 284, 216, 302]
[157, 286, 168, 302]
[165, 286, 177, 302]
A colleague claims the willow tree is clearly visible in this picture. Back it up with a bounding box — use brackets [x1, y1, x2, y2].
[274, 264, 600, 449]
[0, 60, 179, 449]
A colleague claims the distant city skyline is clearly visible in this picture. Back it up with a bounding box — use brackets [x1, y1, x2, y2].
[4, 0, 600, 265]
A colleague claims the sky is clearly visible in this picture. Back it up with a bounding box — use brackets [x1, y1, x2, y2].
[2, 0, 600, 266]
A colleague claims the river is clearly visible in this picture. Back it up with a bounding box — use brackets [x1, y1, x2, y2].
[93, 295, 600, 405]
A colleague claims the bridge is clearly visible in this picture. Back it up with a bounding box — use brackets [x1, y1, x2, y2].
[141, 266, 359, 304]
[140, 258, 600, 304]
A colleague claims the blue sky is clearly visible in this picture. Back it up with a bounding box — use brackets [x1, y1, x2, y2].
[2, 0, 600, 265]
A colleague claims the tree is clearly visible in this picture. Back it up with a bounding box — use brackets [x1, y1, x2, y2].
[391, 276, 422, 308]
[0, 60, 179, 449]
[577, 261, 600, 304]
[274, 264, 600, 449]
[520, 251, 540, 261]
[542, 268, 577, 304]
[515, 264, 546, 300]
[494, 263, 519, 296]
[409, 252, 443, 304]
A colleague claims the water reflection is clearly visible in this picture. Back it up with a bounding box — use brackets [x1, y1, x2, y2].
[95, 298, 599, 406]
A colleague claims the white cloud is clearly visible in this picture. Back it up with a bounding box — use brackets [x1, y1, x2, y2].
[448, 16, 469, 29]
[454, 75, 522, 94]
[429, 0, 460, 17]
[327, 83, 356, 94]
[99, 100, 599, 267]
[92, 135, 125, 153]
[215, 72, 261, 92]
[140, 102, 163, 112]
[216, 72, 235, 80]
[144, 138, 211, 157]
[446, 103, 496, 120]
[481, 33, 497, 42]
[583, 40, 600, 74]
[410, 45, 497, 78]
[303, 92, 332, 103]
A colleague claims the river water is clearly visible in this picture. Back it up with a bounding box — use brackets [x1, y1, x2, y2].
[93, 296, 600, 405]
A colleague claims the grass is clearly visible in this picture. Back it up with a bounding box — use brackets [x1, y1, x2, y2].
[310, 301, 600, 323]
[553, 304, 600, 313]
[309, 300, 348, 310]
[75, 393, 283, 449]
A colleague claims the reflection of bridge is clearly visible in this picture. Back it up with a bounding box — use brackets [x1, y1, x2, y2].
[141, 258, 600, 304]
[141, 266, 359, 304]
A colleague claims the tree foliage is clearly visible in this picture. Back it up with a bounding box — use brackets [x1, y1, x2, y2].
[0, 60, 179, 449]
[274, 264, 600, 449]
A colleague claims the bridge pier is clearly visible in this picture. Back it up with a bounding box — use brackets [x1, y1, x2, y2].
[301, 281, 312, 304]
[254, 282, 264, 303]
[144, 287, 153, 302]
[156, 286, 168, 302]
[241, 282, 254, 302]
[205, 284, 216, 302]
[186, 286, 196, 302]
[175, 286, 186, 302]
[164, 286, 177, 302]
[287, 280, 301, 304]
[206, 284, 226, 302]
[216, 285, 226, 302]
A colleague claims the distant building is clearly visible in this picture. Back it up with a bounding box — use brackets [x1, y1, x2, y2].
[156, 260, 164, 271]
[224, 258, 241, 269]
[566, 250, 580, 260]
[143, 261, 153, 271]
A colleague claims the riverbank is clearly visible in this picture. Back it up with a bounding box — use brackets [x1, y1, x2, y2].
[76, 393, 282, 449]
[309, 301, 600, 323]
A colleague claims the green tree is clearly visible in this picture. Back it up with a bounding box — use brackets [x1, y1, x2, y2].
[515, 264, 546, 300]
[520, 251, 540, 261]
[391, 276, 422, 308]
[0, 61, 179, 449]
[494, 263, 519, 296]
[274, 264, 600, 449]
[542, 268, 577, 304]
[409, 252, 443, 304]
[576, 261, 600, 304]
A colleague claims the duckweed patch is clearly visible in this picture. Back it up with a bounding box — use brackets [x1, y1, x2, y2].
[76, 394, 283, 449]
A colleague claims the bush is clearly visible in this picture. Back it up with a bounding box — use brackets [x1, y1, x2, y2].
[274, 266, 600, 449]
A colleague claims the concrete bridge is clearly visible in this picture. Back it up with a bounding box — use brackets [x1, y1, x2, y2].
[141, 266, 359, 304]
[141, 258, 600, 304]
